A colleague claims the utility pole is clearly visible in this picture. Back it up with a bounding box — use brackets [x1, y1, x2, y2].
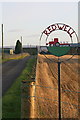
[2, 24, 4, 59]
[21, 36, 23, 53]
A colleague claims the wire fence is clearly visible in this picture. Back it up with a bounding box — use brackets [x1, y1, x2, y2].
[22, 84, 80, 108]
[25, 84, 80, 94]
[21, 54, 79, 119]
[22, 82, 79, 119]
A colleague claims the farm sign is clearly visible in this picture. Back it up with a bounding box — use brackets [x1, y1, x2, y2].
[40, 23, 78, 57]
[39, 23, 79, 120]
[43, 23, 75, 38]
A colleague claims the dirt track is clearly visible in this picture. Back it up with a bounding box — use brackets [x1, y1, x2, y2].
[34, 54, 80, 119]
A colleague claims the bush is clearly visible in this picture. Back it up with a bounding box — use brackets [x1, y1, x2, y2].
[15, 40, 22, 54]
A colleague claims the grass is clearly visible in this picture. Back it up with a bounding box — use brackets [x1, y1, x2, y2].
[21, 56, 37, 118]
[2, 55, 37, 119]
[2, 53, 29, 63]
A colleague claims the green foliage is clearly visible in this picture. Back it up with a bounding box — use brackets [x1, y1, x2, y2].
[23, 48, 37, 55]
[15, 40, 22, 54]
[2, 56, 37, 119]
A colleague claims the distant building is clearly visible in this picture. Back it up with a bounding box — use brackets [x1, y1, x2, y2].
[10, 49, 14, 55]
[3, 48, 14, 55]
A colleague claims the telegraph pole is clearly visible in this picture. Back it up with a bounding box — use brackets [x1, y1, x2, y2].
[2, 24, 4, 59]
[21, 36, 23, 53]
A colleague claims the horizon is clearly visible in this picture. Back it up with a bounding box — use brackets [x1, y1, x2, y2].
[0, 2, 79, 47]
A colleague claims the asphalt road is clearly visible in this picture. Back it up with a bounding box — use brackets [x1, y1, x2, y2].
[2, 55, 32, 96]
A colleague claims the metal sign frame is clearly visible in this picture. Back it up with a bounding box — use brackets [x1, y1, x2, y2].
[40, 23, 79, 62]
[39, 23, 79, 120]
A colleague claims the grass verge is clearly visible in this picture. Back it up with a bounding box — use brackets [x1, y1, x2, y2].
[2, 55, 37, 119]
[2, 53, 29, 63]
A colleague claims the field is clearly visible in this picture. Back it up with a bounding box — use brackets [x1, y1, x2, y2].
[2, 53, 29, 62]
[33, 54, 80, 119]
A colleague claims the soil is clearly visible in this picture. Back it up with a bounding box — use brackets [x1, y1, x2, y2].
[34, 54, 80, 119]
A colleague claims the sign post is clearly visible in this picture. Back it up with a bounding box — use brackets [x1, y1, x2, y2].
[40, 23, 79, 119]
[58, 61, 61, 120]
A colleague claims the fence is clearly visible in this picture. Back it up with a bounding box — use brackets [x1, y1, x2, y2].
[22, 54, 80, 119]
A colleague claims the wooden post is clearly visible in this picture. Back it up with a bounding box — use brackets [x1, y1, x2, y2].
[21, 36, 23, 53]
[2, 24, 4, 59]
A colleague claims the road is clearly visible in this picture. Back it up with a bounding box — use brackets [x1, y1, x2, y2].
[2, 56, 32, 96]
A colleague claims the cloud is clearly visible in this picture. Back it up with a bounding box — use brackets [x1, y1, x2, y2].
[8, 29, 25, 32]
[24, 34, 40, 38]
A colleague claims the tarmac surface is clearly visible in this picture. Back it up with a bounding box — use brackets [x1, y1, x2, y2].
[2, 56, 32, 96]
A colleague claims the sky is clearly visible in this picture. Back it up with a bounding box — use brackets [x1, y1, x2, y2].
[0, 1, 79, 47]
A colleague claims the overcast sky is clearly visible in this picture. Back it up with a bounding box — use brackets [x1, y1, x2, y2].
[0, 1, 79, 47]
